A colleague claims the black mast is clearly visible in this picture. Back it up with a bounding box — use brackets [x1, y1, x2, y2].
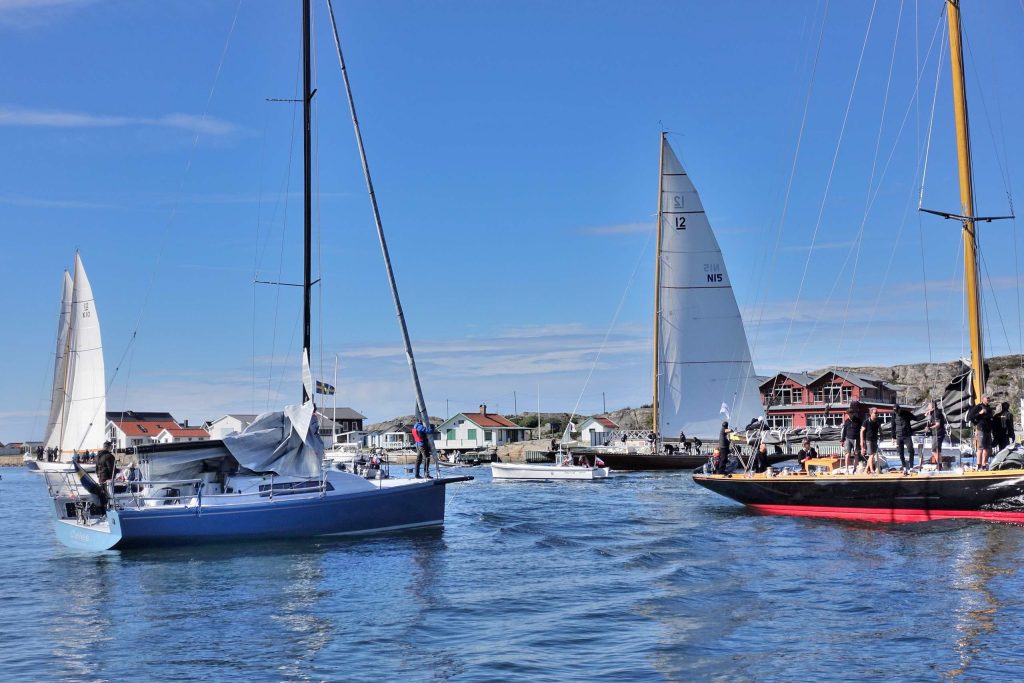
[301, 0, 313, 403]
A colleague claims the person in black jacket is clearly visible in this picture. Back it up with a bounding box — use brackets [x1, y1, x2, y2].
[840, 409, 861, 469]
[968, 396, 995, 468]
[796, 438, 819, 468]
[995, 401, 1015, 451]
[892, 403, 917, 470]
[714, 421, 733, 474]
[96, 440, 116, 486]
[861, 407, 882, 473]
[927, 400, 947, 470]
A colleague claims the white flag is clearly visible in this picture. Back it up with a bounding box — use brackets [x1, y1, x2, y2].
[720, 402, 731, 421]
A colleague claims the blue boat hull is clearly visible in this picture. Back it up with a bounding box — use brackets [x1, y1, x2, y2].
[51, 477, 470, 551]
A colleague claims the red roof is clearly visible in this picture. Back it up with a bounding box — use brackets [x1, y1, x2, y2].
[595, 417, 619, 429]
[463, 412, 520, 429]
[111, 420, 179, 436]
[166, 427, 209, 438]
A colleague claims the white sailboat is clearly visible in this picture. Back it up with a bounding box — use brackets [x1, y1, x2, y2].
[578, 134, 764, 470]
[25, 253, 106, 473]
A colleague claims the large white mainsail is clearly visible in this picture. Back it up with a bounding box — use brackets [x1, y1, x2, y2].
[59, 253, 106, 453]
[655, 137, 762, 437]
[43, 271, 73, 451]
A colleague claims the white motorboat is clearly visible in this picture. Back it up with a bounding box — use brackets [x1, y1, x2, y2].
[491, 453, 610, 481]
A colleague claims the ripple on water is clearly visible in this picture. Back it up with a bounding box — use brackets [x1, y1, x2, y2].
[2, 467, 1024, 681]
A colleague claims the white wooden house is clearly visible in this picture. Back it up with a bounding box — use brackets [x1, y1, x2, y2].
[434, 404, 528, 453]
[155, 426, 212, 445]
[206, 414, 258, 440]
[577, 416, 620, 447]
[366, 423, 413, 450]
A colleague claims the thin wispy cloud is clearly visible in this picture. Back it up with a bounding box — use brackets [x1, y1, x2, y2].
[0, 0, 94, 28]
[780, 240, 857, 252]
[0, 106, 239, 136]
[0, 193, 111, 209]
[577, 222, 652, 236]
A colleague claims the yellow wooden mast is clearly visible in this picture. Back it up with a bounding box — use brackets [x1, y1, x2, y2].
[946, 0, 985, 399]
[652, 132, 666, 432]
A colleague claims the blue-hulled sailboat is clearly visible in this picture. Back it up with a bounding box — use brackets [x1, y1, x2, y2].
[45, 0, 469, 551]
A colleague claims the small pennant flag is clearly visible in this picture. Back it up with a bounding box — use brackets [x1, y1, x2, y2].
[719, 402, 731, 421]
[316, 380, 336, 396]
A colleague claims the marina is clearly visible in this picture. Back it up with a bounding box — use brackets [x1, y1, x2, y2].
[6, 0, 1024, 679]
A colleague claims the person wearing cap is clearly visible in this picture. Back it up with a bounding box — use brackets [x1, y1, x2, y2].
[96, 440, 116, 486]
[715, 421, 732, 474]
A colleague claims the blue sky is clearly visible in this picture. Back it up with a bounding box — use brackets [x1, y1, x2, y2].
[3, 0, 1024, 443]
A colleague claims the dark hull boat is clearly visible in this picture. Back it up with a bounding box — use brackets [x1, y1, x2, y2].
[692, 469, 1024, 523]
[577, 450, 794, 471]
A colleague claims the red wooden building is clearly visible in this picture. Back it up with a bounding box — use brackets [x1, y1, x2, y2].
[759, 370, 902, 429]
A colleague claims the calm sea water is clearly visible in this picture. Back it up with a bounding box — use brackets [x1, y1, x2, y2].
[2, 465, 1023, 682]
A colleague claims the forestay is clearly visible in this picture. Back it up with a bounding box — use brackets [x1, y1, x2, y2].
[656, 140, 762, 438]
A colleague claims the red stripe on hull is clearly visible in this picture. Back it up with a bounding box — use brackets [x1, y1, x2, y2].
[748, 504, 1024, 524]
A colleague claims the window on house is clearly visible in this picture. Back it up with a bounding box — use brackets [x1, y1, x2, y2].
[765, 415, 793, 428]
[769, 387, 801, 405]
[138, 425, 148, 433]
[467, 429, 477, 440]
[813, 383, 851, 403]
[807, 413, 843, 427]
[446, 429, 455, 440]
[484, 430, 493, 442]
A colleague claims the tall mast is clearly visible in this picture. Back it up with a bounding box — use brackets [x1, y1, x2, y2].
[301, 0, 313, 403]
[947, 0, 985, 398]
[324, 0, 434, 441]
[652, 132, 666, 432]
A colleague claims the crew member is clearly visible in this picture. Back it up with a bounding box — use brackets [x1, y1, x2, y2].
[892, 402, 917, 471]
[412, 420, 435, 479]
[996, 401, 1015, 451]
[715, 421, 732, 474]
[968, 395, 994, 469]
[860, 407, 881, 474]
[927, 400, 947, 470]
[96, 440, 116, 487]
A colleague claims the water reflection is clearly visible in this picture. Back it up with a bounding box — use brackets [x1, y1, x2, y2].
[49, 552, 122, 680]
[945, 526, 1017, 679]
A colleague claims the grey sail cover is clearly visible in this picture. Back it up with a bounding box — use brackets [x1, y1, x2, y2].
[657, 139, 762, 438]
[223, 401, 324, 478]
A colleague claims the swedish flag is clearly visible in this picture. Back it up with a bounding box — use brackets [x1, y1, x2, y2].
[316, 380, 336, 395]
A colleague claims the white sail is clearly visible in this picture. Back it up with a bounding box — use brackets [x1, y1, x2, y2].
[43, 271, 74, 451]
[60, 253, 106, 453]
[656, 139, 762, 437]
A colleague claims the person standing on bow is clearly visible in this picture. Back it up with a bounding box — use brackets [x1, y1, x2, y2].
[968, 396, 995, 469]
[927, 400, 947, 470]
[892, 403, 917, 471]
[840, 409, 861, 470]
[860, 407, 882, 474]
[995, 401, 1015, 451]
[412, 420, 435, 479]
[714, 421, 733, 474]
[96, 440, 116, 488]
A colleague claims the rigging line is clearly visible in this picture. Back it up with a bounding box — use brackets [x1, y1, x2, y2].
[252, 90, 273, 415]
[918, 16, 946, 210]
[567, 224, 655, 427]
[112, 0, 242, 399]
[832, 0, 906, 367]
[862, 9, 945, 216]
[266, 53, 303, 410]
[963, 32, 1013, 199]
[780, 0, 879, 363]
[747, 0, 829, 360]
[921, 18, 942, 360]
[311, 7, 325, 392]
[977, 247, 1013, 358]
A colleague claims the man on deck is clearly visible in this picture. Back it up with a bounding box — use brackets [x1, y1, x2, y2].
[412, 420, 435, 479]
